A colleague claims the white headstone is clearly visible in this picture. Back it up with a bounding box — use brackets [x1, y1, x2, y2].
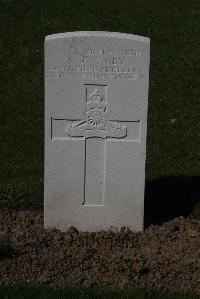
[44, 31, 150, 232]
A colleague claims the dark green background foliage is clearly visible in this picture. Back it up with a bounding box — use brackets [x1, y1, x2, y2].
[0, 0, 200, 206]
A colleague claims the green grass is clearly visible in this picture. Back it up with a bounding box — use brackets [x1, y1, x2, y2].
[0, 284, 199, 299]
[0, 0, 200, 207]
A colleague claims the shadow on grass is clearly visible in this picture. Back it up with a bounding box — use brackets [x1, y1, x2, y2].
[1, 176, 200, 230]
[144, 176, 200, 227]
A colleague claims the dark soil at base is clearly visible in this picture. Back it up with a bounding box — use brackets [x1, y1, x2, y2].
[0, 210, 199, 294]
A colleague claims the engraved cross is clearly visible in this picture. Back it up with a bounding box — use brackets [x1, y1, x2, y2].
[51, 84, 140, 206]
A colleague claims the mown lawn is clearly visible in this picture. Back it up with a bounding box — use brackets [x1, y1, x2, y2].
[0, 284, 199, 299]
[0, 1, 200, 205]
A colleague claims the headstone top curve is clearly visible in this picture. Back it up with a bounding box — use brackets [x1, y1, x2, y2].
[45, 31, 150, 43]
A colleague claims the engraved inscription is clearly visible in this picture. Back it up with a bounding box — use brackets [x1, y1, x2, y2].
[46, 39, 144, 81]
[47, 66, 144, 81]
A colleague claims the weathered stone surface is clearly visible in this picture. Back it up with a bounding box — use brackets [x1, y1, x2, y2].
[44, 31, 150, 231]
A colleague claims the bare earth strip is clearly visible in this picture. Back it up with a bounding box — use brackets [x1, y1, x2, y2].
[0, 210, 199, 294]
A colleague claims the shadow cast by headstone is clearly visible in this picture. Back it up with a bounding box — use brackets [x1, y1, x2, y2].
[144, 176, 200, 227]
